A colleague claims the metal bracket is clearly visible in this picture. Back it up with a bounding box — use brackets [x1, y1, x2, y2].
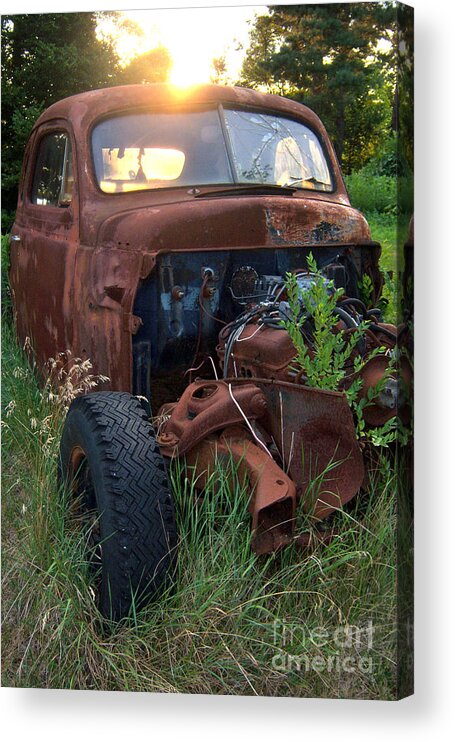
[123, 313, 143, 334]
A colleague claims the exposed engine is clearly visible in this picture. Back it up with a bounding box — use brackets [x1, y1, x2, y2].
[133, 247, 408, 426]
[216, 266, 405, 426]
[133, 245, 381, 395]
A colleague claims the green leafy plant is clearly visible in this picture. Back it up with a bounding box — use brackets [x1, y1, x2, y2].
[358, 273, 374, 308]
[281, 254, 367, 392]
[281, 255, 405, 448]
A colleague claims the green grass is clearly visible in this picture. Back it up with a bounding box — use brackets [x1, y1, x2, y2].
[344, 172, 413, 221]
[345, 169, 413, 279]
[1, 230, 404, 697]
[363, 211, 410, 324]
[365, 211, 409, 275]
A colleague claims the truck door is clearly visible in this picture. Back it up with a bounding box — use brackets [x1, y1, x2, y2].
[10, 124, 79, 370]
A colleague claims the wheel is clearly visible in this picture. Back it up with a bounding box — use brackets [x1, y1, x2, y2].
[58, 391, 177, 621]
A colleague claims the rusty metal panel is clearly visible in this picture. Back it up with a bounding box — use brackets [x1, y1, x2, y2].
[248, 379, 364, 520]
[184, 429, 297, 555]
[158, 378, 364, 552]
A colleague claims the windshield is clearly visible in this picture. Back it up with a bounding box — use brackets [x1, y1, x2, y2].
[91, 107, 333, 194]
[224, 110, 332, 191]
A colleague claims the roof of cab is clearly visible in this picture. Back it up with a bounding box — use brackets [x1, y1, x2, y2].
[33, 83, 325, 133]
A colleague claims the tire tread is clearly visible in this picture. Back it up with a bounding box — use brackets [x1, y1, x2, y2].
[59, 392, 177, 620]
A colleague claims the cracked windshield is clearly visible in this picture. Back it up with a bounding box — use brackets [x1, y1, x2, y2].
[92, 107, 332, 193]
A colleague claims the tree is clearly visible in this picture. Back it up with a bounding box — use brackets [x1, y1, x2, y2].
[120, 46, 172, 85]
[239, 3, 396, 172]
[1, 12, 120, 221]
[210, 56, 229, 85]
[240, 12, 289, 95]
[396, 3, 414, 172]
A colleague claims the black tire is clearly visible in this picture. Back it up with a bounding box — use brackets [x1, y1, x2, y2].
[58, 391, 177, 621]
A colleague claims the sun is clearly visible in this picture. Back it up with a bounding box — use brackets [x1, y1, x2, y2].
[104, 7, 267, 89]
[169, 52, 212, 87]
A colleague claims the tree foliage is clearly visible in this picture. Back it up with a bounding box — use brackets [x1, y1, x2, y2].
[240, 3, 398, 172]
[210, 55, 229, 85]
[100, 14, 172, 84]
[396, 3, 414, 172]
[1, 12, 172, 224]
[120, 47, 172, 85]
[1, 13, 119, 217]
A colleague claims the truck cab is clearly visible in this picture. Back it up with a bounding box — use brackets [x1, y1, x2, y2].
[10, 83, 381, 410]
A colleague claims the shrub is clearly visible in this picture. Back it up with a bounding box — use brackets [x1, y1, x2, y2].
[362, 135, 409, 178]
[344, 170, 413, 216]
[280, 255, 407, 447]
[344, 172, 397, 214]
[1, 209, 16, 234]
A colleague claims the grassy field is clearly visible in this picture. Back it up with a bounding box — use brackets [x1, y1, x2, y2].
[1, 221, 404, 697]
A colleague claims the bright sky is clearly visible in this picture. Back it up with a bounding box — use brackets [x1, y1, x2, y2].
[105, 6, 268, 86]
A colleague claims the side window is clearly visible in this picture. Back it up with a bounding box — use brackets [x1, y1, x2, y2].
[31, 132, 74, 206]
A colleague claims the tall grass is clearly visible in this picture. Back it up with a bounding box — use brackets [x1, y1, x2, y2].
[2, 319, 399, 697]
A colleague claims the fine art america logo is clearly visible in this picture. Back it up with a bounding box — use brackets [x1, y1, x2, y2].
[271, 619, 376, 675]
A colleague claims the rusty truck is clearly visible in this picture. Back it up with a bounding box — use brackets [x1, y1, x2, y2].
[10, 84, 405, 620]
